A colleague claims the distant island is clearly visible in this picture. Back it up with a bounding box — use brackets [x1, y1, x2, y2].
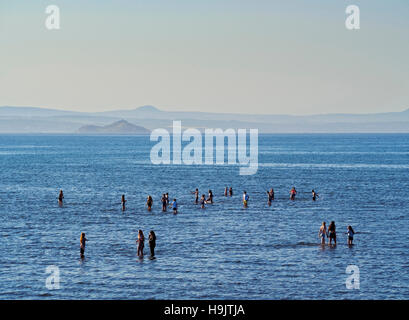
[77, 120, 150, 135]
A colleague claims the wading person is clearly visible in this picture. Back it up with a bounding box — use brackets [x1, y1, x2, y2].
[200, 194, 206, 209]
[290, 187, 297, 200]
[347, 225, 355, 245]
[121, 194, 126, 211]
[207, 190, 213, 204]
[149, 231, 156, 257]
[161, 194, 167, 212]
[312, 190, 319, 201]
[328, 221, 336, 245]
[80, 232, 87, 258]
[147, 195, 153, 211]
[137, 230, 145, 257]
[243, 191, 249, 207]
[318, 222, 327, 245]
[229, 187, 233, 197]
[58, 190, 64, 206]
[267, 188, 274, 206]
[192, 188, 199, 204]
[171, 198, 178, 214]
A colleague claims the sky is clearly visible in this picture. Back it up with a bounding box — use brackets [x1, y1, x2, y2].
[0, 0, 408, 115]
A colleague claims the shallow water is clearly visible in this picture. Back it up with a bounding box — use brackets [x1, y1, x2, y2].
[0, 134, 408, 299]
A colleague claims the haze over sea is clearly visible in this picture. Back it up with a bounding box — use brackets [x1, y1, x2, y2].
[0, 134, 408, 299]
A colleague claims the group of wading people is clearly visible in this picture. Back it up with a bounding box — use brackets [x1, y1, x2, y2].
[318, 222, 356, 246]
[57, 187, 355, 259]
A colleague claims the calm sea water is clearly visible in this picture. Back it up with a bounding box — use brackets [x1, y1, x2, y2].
[0, 134, 408, 299]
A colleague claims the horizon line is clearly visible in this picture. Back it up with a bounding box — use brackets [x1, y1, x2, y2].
[0, 104, 408, 117]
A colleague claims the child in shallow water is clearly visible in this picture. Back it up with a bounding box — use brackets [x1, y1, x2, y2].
[200, 194, 206, 209]
[171, 199, 177, 214]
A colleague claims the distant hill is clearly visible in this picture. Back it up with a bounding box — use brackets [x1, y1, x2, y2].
[1, 105, 409, 133]
[77, 120, 150, 135]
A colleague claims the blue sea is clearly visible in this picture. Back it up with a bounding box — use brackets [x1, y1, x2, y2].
[0, 134, 408, 299]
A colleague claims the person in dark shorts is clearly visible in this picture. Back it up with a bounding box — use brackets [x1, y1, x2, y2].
[347, 225, 355, 245]
[171, 199, 177, 214]
[328, 221, 336, 245]
[229, 187, 233, 197]
[80, 232, 87, 258]
[148, 231, 156, 257]
[200, 194, 206, 209]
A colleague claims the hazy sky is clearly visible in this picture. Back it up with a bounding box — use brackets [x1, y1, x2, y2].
[1, 0, 408, 115]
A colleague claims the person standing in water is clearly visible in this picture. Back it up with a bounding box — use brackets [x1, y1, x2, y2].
[58, 190, 64, 206]
[318, 222, 327, 245]
[328, 221, 336, 245]
[192, 189, 199, 204]
[267, 188, 274, 206]
[161, 194, 167, 212]
[148, 231, 156, 257]
[347, 225, 355, 245]
[147, 195, 153, 211]
[229, 187, 233, 197]
[243, 191, 249, 207]
[224, 187, 228, 196]
[137, 230, 145, 257]
[121, 195, 126, 211]
[200, 194, 206, 209]
[290, 187, 297, 200]
[165, 193, 170, 206]
[206, 190, 213, 204]
[80, 232, 87, 258]
[171, 198, 178, 214]
[312, 190, 319, 201]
